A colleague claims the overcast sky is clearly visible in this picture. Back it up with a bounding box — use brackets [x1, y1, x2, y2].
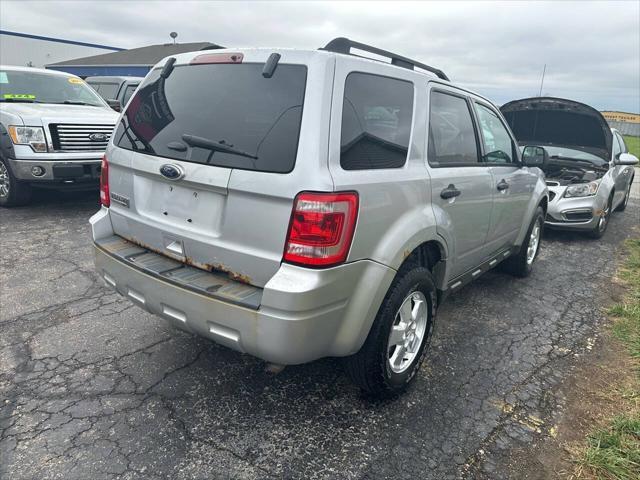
[2, 0, 639, 112]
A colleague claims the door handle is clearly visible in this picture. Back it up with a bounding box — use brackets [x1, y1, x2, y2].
[440, 184, 461, 199]
[497, 179, 510, 191]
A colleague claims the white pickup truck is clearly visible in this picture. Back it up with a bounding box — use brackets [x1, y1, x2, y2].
[0, 65, 119, 206]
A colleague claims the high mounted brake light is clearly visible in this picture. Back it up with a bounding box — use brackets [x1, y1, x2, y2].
[99, 155, 110, 207]
[190, 53, 244, 65]
[283, 192, 359, 267]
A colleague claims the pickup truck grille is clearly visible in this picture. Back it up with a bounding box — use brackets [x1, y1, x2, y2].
[49, 124, 115, 152]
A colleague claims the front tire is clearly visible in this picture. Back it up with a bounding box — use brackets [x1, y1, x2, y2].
[0, 158, 32, 207]
[615, 177, 633, 212]
[344, 266, 436, 398]
[501, 206, 544, 277]
[587, 195, 613, 239]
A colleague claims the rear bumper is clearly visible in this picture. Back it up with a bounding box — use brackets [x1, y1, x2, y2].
[7, 157, 101, 185]
[90, 208, 395, 365]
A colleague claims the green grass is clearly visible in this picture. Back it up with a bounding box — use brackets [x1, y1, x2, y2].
[610, 238, 640, 360]
[623, 136, 640, 159]
[576, 238, 640, 479]
[580, 415, 640, 480]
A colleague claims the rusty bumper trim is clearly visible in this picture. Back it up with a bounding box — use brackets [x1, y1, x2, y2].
[95, 235, 263, 310]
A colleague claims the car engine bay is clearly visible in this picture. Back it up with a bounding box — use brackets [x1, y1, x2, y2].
[541, 158, 607, 186]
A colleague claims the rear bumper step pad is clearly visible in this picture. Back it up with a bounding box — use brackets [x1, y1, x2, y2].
[95, 235, 262, 309]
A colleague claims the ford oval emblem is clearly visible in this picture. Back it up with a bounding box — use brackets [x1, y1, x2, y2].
[159, 164, 184, 181]
[89, 133, 108, 142]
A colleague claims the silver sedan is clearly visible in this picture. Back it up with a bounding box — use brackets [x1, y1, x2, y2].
[501, 97, 638, 238]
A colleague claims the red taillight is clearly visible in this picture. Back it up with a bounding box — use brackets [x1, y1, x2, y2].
[283, 192, 359, 267]
[100, 155, 110, 207]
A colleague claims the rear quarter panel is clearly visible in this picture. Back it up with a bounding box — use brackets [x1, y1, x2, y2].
[327, 57, 448, 283]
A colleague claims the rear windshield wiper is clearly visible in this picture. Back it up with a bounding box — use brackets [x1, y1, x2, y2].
[181, 134, 258, 160]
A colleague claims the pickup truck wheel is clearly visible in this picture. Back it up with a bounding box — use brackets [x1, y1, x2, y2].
[615, 177, 633, 212]
[501, 206, 544, 278]
[344, 267, 436, 398]
[0, 159, 32, 207]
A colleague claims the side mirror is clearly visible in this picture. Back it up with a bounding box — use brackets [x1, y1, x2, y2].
[522, 145, 549, 168]
[615, 152, 639, 166]
[106, 99, 121, 112]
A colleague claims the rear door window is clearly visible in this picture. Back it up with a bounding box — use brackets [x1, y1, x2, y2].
[474, 102, 516, 164]
[340, 73, 414, 170]
[121, 84, 138, 104]
[94, 82, 119, 100]
[428, 91, 479, 166]
[114, 63, 307, 173]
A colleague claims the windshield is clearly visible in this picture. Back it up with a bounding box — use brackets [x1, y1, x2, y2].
[0, 70, 106, 106]
[113, 63, 307, 173]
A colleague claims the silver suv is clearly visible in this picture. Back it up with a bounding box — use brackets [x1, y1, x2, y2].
[0, 66, 118, 206]
[91, 38, 548, 396]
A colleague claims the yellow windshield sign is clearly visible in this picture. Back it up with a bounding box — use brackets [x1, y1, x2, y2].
[3, 94, 36, 100]
[68, 77, 83, 84]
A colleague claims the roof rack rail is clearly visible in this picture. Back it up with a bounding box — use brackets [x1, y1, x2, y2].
[321, 37, 449, 81]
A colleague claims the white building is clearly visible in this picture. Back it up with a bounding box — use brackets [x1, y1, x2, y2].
[0, 30, 121, 68]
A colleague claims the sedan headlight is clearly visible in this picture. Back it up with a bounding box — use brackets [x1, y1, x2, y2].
[8, 126, 47, 152]
[564, 181, 600, 198]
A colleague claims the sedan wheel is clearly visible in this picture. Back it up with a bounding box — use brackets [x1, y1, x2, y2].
[616, 179, 633, 212]
[588, 196, 613, 239]
[597, 201, 611, 233]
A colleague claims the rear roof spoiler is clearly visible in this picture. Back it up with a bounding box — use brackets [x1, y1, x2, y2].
[321, 37, 450, 81]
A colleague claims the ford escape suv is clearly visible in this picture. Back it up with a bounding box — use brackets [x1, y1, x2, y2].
[91, 38, 548, 396]
[0, 65, 118, 206]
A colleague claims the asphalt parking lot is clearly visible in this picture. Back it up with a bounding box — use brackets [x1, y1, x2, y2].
[1, 189, 639, 480]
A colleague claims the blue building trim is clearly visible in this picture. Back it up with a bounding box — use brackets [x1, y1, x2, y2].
[0, 30, 123, 51]
[47, 65, 151, 77]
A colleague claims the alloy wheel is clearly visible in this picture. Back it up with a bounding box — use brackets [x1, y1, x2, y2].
[598, 201, 611, 232]
[387, 291, 429, 374]
[526, 219, 541, 265]
[0, 162, 10, 198]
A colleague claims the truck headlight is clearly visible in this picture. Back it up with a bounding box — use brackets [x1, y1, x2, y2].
[564, 181, 600, 198]
[8, 126, 47, 152]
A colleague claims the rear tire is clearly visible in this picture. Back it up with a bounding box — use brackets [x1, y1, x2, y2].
[615, 178, 633, 212]
[344, 266, 436, 398]
[587, 195, 613, 239]
[501, 206, 544, 278]
[0, 158, 32, 207]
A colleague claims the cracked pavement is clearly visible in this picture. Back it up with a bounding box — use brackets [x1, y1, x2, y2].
[1, 190, 638, 480]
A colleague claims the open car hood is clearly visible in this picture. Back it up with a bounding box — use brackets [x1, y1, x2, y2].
[500, 97, 612, 162]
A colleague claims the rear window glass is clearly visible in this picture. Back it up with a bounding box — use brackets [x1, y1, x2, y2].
[91, 82, 119, 100]
[114, 63, 307, 173]
[122, 84, 138, 104]
[340, 73, 414, 170]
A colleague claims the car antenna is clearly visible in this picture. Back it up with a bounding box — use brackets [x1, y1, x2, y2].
[160, 57, 177, 79]
[262, 53, 281, 78]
